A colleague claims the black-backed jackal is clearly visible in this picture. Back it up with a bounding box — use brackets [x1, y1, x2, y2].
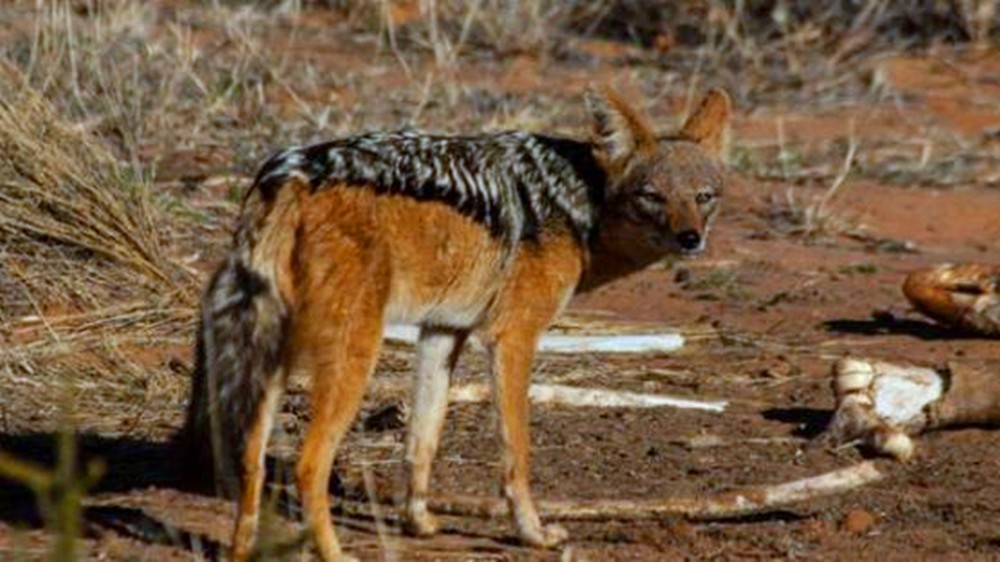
[182, 86, 731, 561]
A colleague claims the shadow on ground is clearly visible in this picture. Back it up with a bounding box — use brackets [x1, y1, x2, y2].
[823, 315, 988, 340]
[760, 407, 833, 439]
[0, 423, 837, 560]
[0, 432, 491, 559]
[0, 432, 224, 558]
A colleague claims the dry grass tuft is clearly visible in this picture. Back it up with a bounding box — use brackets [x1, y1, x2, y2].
[0, 62, 196, 434]
[762, 124, 862, 239]
[0, 64, 178, 288]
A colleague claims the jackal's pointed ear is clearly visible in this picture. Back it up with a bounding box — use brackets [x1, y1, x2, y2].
[586, 86, 657, 167]
[678, 88, 732, 156]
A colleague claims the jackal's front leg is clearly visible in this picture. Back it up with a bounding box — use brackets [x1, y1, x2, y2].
[485, 234, 581, 548]
[403, 326, 467, 537]
[490, 329, 568, 548]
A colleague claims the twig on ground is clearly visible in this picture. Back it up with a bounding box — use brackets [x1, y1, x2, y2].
[362, 462, 398, 562]
[670, 434, 807, 449]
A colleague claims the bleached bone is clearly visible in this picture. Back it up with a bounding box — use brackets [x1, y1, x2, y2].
[361, 462, 882, 521]
[448, 383, 727, 412]
[826, 358, 1000, 460]
[382, 324, 685, 354]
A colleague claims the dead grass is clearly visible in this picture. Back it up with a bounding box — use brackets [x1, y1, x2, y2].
[0, 67, 175, 287]
[0, 59, 196, 434]
[763, 123, 862, 239]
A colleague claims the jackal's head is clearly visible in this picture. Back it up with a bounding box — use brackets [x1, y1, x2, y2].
[587, 86, 731, 257]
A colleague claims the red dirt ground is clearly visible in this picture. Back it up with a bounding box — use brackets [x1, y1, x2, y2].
[1, 8, 999, 562]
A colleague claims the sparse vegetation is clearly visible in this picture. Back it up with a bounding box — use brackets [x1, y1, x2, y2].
[839, 263, 878, 276]
[679, 267, 751, 301]
[0, 412, 104, 562]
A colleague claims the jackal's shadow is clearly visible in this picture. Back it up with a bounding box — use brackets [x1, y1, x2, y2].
[0, 431, 412, 558]
[0, 430, 503, 558]
[0, 432, 226, 557]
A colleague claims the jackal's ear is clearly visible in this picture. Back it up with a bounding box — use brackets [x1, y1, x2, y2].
[678, 88, 732, 156]
[586, 86, 657, 167]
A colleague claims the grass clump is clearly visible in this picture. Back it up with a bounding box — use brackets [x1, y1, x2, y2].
[0, 62, 196, 435]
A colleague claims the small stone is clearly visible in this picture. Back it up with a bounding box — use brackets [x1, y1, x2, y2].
[666, 520, 698, 540]
[673, 266, 692, 284]
[841, 508, 877, 534]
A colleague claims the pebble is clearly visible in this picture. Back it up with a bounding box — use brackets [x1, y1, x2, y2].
[841, 508, 877, 534]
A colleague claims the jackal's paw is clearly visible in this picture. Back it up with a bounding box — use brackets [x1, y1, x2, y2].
[520, 523, 569, 549]
[825, 358, 944, 461]
[402, 507, 439, 538]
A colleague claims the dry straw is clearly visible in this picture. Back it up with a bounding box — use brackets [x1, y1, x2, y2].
[0, 62, 177, 289]
[0, 62, 196, 420]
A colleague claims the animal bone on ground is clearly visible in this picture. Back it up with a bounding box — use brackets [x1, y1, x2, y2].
[448, 383, 728, 412]
[903, 263, 1000, 336]
[382, 324, 686, 353]
[357, 462, 882, 521]
[825, 357, 1000, 460]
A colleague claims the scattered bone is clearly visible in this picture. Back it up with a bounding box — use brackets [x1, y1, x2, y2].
[364, 462, 882, 521]
[927, 360, 1000, 428]
[448, 383, 728, 412]
[671, 434, 807, 450]
[826, 357, 1000, 460]
[826, 358, 941, 461]
[534, 333, 685, 353]
[903, 263, 1000, 336]
[869, 362, 943, 428]
[382, 324, 685, 354]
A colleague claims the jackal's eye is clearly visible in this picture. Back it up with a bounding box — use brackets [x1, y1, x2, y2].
[695, 190, 715, 205]
[637, 188, 665, 204]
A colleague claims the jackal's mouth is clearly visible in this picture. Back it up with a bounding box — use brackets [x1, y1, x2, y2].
[677, 240, 708, 258]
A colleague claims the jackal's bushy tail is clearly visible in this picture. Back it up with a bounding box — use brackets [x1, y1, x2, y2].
[178, 178, 304, 497]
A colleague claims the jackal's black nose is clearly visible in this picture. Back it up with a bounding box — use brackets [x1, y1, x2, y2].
[676, 230, 702, 251]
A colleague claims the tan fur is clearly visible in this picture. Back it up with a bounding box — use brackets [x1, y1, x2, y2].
[678, 87, 732, 156]
[586, 86, 659, 171]
[214, 87, 732, 561]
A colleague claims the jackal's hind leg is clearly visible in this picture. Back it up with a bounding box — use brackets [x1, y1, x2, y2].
[231, 374, 286, 562]
[293, 290, 385, 562]
[403, 327, 467, 537]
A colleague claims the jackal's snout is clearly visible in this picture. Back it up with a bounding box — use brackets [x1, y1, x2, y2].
[676, 229, 702, 252]
[666, 194, 709, 255]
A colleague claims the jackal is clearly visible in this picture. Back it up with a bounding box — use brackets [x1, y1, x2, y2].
[182, 86, 731, 561]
